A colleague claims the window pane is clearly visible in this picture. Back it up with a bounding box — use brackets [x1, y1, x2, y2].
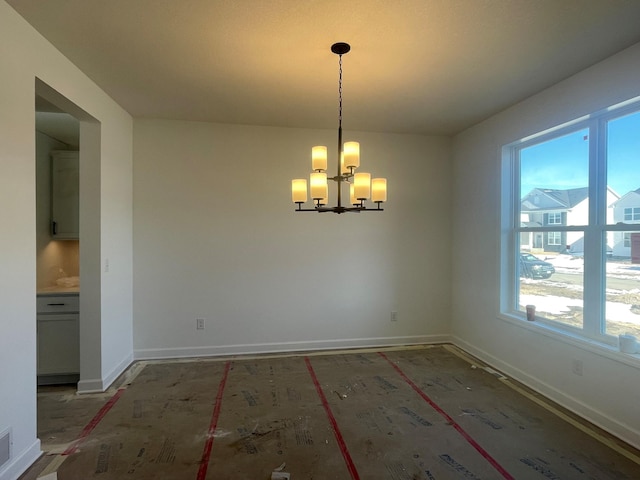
[547, 231, 561, 245]
[605, 231, 640, 338]
[518, 247, 584, 329]
[607, 110, 640, 225]
[520, 129, 589, 231]
[548, 213, 562, 224]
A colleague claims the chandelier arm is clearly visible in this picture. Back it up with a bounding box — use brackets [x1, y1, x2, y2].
[293, 204, 384, 214]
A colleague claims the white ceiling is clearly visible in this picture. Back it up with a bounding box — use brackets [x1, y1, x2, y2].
[10, 0, 640, 135]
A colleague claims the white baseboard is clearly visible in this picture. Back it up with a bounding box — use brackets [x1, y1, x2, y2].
[77, 377, 104, 394]
[0, 439, 41, 480]
[102, 352, 133, 389]
[134, 335, 450, 360]
[451, 335, 640, 450]
[77, 352, 133, 394]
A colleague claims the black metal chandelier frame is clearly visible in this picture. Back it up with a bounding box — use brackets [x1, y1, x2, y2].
[294, 42, 384, 214]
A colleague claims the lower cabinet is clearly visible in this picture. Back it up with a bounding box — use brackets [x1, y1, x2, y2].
[37, 294, 80, 385]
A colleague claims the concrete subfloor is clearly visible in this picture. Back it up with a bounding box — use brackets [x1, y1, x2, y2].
[20, 345, 640, 479]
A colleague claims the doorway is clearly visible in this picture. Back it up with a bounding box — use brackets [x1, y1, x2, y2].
[34, 79, 103, 451]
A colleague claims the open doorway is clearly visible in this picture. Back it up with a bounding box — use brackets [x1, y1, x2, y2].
[34, 79, 103, 454]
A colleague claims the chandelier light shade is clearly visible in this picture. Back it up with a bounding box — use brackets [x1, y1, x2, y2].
[371, 178, 387, 203]
[291, 42, 387, 214]
[311, 146, 328, 171]
[343, 141, 360, 170]
[291, 179, 308, 203]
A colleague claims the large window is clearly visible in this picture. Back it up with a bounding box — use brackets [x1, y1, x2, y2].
[503, 101, 640, 346]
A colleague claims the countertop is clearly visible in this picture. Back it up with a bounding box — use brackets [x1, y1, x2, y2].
[37, 286, 80, 295]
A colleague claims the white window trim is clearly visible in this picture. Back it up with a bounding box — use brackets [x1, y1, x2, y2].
[501, 97, 640, 351]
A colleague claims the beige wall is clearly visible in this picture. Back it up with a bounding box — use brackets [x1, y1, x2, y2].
[133, 120, 452, 357]
[0, 3, 133, 478]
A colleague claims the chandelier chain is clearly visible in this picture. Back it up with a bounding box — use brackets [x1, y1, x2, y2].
[338, 54, 343, 130]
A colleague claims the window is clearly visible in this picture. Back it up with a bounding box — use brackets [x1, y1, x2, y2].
[547, 231, 562, 245]
[503, 100, 640, 346]
[547, 213, 562, 225]
[624, 207, 640, 222]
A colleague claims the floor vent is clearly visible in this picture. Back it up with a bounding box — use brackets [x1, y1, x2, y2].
[0, 429, 10, 468]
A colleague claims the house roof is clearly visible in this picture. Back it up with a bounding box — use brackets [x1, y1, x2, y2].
[611, 187, 640, 207]
[521, 187, 588, 212]
[8, 0, 640, 135]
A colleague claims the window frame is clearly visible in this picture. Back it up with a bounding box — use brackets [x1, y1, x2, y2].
[547, 213, 562, 225]
[547, 231, 562, 245]
[624, 207, 640, 222]
[501, 98, 640, 348]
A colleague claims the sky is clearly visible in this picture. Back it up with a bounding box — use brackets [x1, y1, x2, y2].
[520, 109, 640, 198]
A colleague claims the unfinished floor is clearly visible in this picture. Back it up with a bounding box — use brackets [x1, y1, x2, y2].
[20, 345, 640, 479]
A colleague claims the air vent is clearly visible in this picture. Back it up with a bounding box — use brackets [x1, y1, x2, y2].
[0, 428, 9, 468]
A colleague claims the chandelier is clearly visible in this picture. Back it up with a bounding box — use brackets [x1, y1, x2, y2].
[291, 42, 387, 213]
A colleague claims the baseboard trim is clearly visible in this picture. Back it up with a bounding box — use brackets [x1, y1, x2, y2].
[450, 335, 640, 450]
[102, 352, 134, 390]
[134, 335, 450, 361]
[0, 439, 41, 480]
[77, 377, 105, 394]
[77, 352, 134, 394]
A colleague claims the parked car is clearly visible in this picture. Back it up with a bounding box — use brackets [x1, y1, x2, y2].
[520, 253, 555, 279]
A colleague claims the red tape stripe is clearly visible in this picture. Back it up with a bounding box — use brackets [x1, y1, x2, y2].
[197, 360, 231, 480]
[378, 352, 514, 480]
[305, 357, 360, 480]
[63, 387, 126, 455]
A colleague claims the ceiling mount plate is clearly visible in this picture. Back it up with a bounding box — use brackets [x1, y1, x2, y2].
[331, 42, 351, 55]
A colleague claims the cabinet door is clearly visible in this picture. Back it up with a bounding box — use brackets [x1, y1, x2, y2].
[37, 314, 80, 375]
[51, 151, 79, 239]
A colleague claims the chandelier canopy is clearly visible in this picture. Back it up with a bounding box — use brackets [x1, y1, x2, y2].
[291, 42, 387, 214]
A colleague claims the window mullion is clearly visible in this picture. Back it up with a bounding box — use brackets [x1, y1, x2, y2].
[582, 119, 606, 337]
[511, 148, 521, 313]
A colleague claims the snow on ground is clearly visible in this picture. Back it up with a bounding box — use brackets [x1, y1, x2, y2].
[521, 254, 640, 325]
[537, 253, 640, 281]
[519, 294, 640, 325]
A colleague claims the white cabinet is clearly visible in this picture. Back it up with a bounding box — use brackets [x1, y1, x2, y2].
[37, 293, 80, 385]
[51, 150, 79, 239]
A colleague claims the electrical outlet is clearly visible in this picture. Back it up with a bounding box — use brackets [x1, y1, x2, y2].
[571, 359, 583, 376]
[391, 311, 398, 322]
[196, 318, 205, 330]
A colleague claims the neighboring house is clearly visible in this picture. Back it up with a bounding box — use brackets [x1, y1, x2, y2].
[520, 187, 619, 253]
[611, 188, 640, 257]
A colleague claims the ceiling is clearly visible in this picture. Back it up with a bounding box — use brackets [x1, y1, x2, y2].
[34, 95, 79, 147]
[9, 0, 640, 135]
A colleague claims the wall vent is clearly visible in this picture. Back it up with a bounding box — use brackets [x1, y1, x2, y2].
[0, 428, 10, 468]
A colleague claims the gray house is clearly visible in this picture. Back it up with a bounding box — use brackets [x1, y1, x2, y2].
[611, 188, 640, 258]
[520, 187, 619, 253]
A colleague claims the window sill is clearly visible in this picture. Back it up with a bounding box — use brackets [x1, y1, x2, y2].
[498, 312, 640, 369]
